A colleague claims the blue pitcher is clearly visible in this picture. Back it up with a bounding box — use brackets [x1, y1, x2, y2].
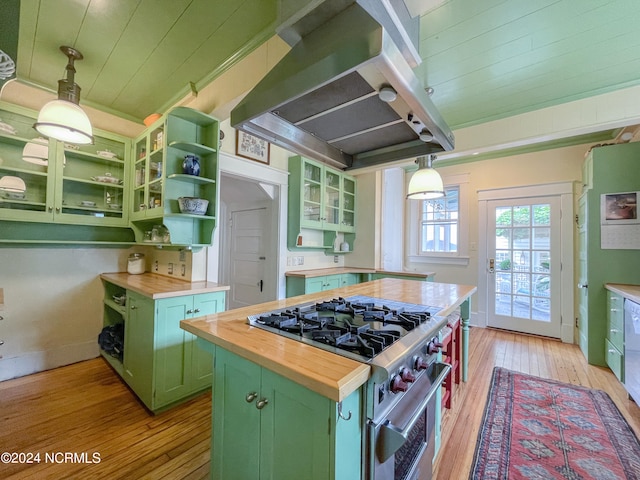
[183, 155, 200, 176]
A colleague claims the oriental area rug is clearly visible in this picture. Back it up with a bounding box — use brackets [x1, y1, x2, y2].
[469, 367, 640, 479]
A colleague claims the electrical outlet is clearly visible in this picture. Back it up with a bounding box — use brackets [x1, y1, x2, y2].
[286, 257, 292, 266]
[168, 263, 174, 275]
[154, 260, 159, 272]
[179, 250, 186, 262]
[297, 256, 304, 265]
[334, 255, 339, 263]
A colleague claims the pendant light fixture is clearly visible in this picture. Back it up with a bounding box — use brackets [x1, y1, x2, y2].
[34, 46, 93, 145]
[406, 154, 444, 199]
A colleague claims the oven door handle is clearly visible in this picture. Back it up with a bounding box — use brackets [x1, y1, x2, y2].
[377, 362, 451, 463]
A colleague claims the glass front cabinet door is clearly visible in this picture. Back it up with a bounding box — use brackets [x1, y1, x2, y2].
[0, 102, 130, 227]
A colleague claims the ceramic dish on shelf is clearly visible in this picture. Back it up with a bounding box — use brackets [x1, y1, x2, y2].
[97, 149, 118, 159]
[91, 173, 122, 184]
[80, 200, 96, 207]
[1, 191, 25, 200]
[107, 204, 121, 210]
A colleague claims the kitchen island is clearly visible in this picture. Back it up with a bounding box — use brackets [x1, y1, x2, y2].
[181, 278, 475, 480]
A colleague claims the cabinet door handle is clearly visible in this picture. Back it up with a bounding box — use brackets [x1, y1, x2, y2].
[0, 340, 4, 346]
[130, 305, 137, 310]
[610, 308, 618, 312]
[577, 283, 588, 289]
[608, 349, 617, 354]
[245, 392, 258, 403]
[610, 328, 620, 333]
[186, 309, 193, 314]
[194, 308, 200, 313]
[256, 398, 269, 410]
[48, 206, 53, 212]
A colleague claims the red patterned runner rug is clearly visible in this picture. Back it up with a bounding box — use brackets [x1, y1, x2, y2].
[469, 367, 640, 479]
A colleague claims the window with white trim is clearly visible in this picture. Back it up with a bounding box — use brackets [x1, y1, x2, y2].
[420, 186, 459, 253]
[407, 173, 469, 265]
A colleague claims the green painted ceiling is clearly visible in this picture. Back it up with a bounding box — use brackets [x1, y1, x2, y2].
[9, 0, 640, 131]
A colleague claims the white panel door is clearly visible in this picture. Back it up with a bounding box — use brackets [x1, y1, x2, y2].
[487, 197, 562, 338]
[228, 207, 267, 309]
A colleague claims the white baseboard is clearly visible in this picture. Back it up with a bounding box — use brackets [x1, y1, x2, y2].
[0, 341, 99, 382]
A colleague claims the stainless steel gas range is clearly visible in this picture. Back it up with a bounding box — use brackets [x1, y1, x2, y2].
[248, 295, 451, 480]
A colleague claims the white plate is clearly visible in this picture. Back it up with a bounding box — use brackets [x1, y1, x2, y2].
[97, 150, 118, 159]
[91, 175, 122, 185]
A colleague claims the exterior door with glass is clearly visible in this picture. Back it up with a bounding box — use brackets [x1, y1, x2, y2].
[487, 197, 561, 337]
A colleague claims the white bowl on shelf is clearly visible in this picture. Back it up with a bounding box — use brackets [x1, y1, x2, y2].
[178, 197, 209, 215]
[0, 175, 26, 193]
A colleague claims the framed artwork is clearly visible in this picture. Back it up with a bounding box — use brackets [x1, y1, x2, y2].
[601, 191, 639, 224]
[236, 130, 270, 165]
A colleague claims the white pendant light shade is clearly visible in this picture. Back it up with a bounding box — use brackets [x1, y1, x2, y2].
[0, 175, 26, 193]
[33, 46, 94, 145]
[407, 155, 444, 199]
[22, 137, 50, 165]
[34, 99, 93, 145]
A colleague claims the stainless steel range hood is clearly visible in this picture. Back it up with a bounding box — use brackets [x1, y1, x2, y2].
[230, 0, 454, 170]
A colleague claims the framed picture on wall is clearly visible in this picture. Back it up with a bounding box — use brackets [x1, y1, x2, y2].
[236, 130, 270, 165]
[601, 191, 639, 224]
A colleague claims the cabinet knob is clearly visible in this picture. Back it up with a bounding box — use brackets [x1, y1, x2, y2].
[245, 392, 258, 403]
[48, 206, 53, 212]
[194, 308, 200, 313]
[256, 398, 269, 410]
[130, 305, 137, 310]
[610, 328, 620, 334]
[186, 309, 193, 314]
[0, 340, 4, 346]
[577, 283, 588, 289]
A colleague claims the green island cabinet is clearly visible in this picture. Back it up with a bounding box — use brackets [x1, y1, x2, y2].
[211, 347, 362, 480]
[130, 106, 219, 246]
[577, 142, 640, 366]
[101, 279, 226, 412]
[0, 102, 134, 243]
[288, 155, 356, 253]
[605, 290, 624, 381]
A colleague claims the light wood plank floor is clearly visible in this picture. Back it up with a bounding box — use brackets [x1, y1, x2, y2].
[1, 327, 639, 479]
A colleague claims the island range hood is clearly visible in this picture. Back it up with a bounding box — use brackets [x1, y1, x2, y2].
[230, 0, 454, 171]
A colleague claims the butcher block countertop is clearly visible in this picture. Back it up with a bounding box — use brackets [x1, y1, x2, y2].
[181, 278, 476, 402]
[285, 267, 435, 279]
[100, 272, 229, 299]
[605, 283, 640, 304]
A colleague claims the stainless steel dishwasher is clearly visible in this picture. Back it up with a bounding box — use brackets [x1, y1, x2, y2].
[624, 299, 640, 403]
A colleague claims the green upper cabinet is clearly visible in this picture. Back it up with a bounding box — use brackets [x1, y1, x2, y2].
[288, 155, 356, 250]
[130, 106, 219, 247]
[0, 102, 130, 228]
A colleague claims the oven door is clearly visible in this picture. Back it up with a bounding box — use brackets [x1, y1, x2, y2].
[369, 362, 450, 480]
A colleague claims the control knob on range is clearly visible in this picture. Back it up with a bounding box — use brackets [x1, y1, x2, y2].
[414, 356, 428, 371]
[428, 339, 444, 355]
[400, 367, 416, 383]
[389, 375, 408, 394]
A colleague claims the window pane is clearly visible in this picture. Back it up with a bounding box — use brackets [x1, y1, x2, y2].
[419, 186, 459, 253]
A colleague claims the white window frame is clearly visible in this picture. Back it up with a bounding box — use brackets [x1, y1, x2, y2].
[407, 173, 470, 265]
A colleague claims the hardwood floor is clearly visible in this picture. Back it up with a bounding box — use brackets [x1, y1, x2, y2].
[1, 327, 639, 479]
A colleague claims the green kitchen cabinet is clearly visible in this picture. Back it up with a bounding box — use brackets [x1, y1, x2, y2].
[212, 347, 362, 480]
[101, 279, 225, 412]
[130, 106, 219, 247]
[288, 155, 356, 251]
[576, 142, 640, 366]
[286, 273, 360, 297]
[605, 291, 624, 381]
[0, 102, 131, 232]
[368, 272, 435, 282]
